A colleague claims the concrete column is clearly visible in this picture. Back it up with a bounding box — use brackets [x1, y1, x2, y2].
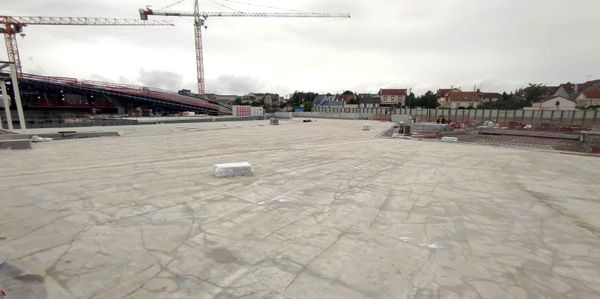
[9, 64, 26, 130]
[1, 80, 14, 130]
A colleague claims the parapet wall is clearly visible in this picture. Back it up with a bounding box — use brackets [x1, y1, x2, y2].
[311, 106, 600, 126]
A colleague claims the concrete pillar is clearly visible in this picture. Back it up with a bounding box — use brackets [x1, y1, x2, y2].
[1, 80, 14, 130]
[9, 64, 26, 130]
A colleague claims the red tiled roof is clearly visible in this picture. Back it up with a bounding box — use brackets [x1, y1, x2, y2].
[379, 89, 407, 96]
[582, 87, 600, 99]
[577, 80, 600, 93]
[436, 89, 453, 97]
[480, 92, 501, 99]
[447, 91, 480, 102]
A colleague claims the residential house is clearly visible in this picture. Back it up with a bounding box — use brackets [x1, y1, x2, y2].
[379, 89, 407, 107]
[438, 89, 502, 108]
[313, 94, 345, 107]
[436, 88, 460, 106]
[446, 91, 481, 109]
[214, 94, 238, 107]
[517, 79, 600, 108]
[480, 92, 502, 103]
[528, 95, 576, 110]
[335, 90, 358, 103]
[575, 84, 600, 108]
[243, 93, 280, 106]
[358, 93, 380, 108]
[202, 93, 218, 101]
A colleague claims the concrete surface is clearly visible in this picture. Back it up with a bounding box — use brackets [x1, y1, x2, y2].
[0, 139, 31, 150]
[1, 119, 600, 298]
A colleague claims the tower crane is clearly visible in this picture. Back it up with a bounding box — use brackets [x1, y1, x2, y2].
[0, 16, 174, 76]
[139, 0, 350, 95]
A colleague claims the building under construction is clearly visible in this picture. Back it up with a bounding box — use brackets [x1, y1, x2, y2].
[0, 72, 230, 128]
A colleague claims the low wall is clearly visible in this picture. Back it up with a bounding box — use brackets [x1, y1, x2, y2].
[312, 106, 600, 126]
[478, 128, 581, 140]
[290, 111, 391, 121]
[2, 115, 267, 129]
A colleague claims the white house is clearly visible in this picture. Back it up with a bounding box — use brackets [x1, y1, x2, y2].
[529, 96, 576, 110]
[378, 89, 407, 107]
[575, 87, 600, 108]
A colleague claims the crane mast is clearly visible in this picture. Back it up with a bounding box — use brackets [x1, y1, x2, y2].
[0, 16, 174, 75]
[139, 0, 350, 95]
[194, 0, 206, 96]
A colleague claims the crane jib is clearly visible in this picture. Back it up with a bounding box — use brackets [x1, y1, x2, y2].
[137, 5, 351, 95]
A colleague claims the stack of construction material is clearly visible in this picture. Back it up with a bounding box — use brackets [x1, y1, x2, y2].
[441, 137, 458, 142]
[214, 162, 254, 177]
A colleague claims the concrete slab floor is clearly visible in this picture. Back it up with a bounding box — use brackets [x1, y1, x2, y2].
[1, 119, 600, 298]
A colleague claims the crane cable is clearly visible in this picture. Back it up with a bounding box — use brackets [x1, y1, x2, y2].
[218, 0, 312, 13]
[208, 0, 243, 12]
[158, 0, 191, 10]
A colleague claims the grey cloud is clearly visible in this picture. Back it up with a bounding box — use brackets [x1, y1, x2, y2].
[89, 73, 110, 81]
[206, 74, 267, 95]
[4, 0, 600, 96]
[137, 69, 183, 91]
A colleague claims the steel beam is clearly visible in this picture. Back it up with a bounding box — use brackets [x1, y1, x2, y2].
[4, 33, 22, 75]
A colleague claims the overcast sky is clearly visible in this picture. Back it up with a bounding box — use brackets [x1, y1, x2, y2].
[3, 0, 600, 96]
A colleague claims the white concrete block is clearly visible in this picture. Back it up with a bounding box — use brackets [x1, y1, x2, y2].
[214, 162, 254, 177]
[363, 124, 371, 131]
[441, 137, 458, 142]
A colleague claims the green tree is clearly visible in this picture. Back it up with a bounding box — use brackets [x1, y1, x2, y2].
[405, 92, 416, 108]
[290, 91, 318, 107]
[303, 101, 313, 112]
[522, 83, 544, 105]
[415, 91, 440, 109]
[477, 92, 526, 109]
